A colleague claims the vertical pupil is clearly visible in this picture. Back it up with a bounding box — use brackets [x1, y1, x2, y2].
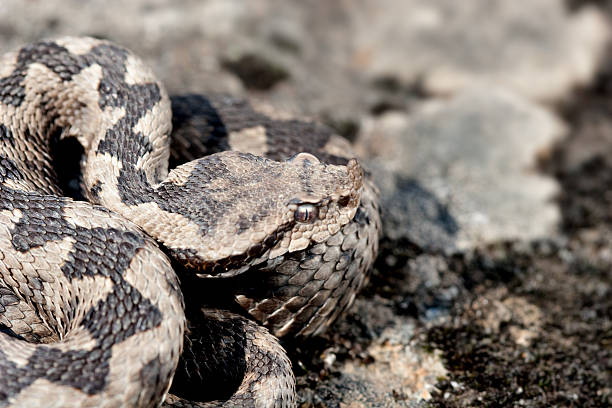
[296, 204, 317, 223]
[301, 207, 309, 221]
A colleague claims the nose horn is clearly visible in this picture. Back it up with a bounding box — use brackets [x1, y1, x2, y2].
[346, 158, 364, 190]
[289, 152, 320, 165]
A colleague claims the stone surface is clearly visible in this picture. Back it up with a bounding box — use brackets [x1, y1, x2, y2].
[1, 0, 607, 123]
[360, 87, 565, 251]
[346, 0, 609, 101]
[339, 326, 447, 403]
[296, 299, 446, 407]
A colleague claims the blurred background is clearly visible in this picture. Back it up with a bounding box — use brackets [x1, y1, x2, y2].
[1, 1, 610, 406]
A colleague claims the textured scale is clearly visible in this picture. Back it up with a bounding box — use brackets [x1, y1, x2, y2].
[0, 37, 381, 407]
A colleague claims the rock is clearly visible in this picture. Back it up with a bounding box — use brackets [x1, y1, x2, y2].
[470, 288, 543, 347]
[371, 165, 459, 253]
[360, 87, 565, 250]
[339, 326, 447, 404]
[347, 0, 609, 101]
[298, 299, 446, 407]
[3, 0, 605, 125]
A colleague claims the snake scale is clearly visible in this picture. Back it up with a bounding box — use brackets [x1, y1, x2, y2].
[0, 37, 380, 407]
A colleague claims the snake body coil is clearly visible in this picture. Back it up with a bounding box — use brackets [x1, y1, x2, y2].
[0, 37, 380, 407]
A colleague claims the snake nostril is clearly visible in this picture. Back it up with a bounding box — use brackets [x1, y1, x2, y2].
[338, 195, 350, 207]
[263, 231, 278, 248]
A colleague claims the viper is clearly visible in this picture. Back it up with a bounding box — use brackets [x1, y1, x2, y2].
[0, 37, 380, 407]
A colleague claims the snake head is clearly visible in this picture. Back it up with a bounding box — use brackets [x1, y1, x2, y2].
[160, 151, 363, 276]
[271, 152, 363, 256]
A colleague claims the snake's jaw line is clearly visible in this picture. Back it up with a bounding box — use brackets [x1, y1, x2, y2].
[268, 244, 289, 259]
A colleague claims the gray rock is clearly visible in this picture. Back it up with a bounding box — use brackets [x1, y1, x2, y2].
[360, 88, 565, 250]
[2, 0, 605, 124]
[346, 0, 609, 101]
[372, 165, 459, 253]
[298, 299, 447, 407]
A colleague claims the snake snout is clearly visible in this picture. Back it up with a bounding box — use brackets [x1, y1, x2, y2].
[339, 158, 364, 209]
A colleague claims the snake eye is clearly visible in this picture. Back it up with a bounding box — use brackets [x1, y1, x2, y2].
[295, 204, 318, 223]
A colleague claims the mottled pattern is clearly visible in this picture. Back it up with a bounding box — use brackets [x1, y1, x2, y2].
[167, 310, 295, 408]
[0, 37, 380, 407]
[0, 189, 184, 407]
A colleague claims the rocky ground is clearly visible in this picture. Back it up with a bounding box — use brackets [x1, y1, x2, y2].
[1, 0, 611, 407]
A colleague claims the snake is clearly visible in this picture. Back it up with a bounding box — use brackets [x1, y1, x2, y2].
[0, 37, 380, 407]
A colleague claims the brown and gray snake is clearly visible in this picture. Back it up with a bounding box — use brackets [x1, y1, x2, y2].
[0, 37, 380, 407]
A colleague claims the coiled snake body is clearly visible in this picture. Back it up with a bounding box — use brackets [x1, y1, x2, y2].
[0, 37, 380, 407]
